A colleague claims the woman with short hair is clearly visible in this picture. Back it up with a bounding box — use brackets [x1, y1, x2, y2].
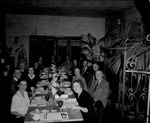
[10, 79, 30, 123]
[72, 68, 88, 91]
[71, 79, 96, 123]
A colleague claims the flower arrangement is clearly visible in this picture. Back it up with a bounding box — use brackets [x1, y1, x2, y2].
[39, 65, 69, 97]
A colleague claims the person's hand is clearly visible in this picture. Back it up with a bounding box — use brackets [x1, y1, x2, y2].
[70, 105, 80, 110]
[32, 92, 36, 97]
[31, 87, 35, 92]
[70, 105, 88, 113]
[31, 87, 36, 96]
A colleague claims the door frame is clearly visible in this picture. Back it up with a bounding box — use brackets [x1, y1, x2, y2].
[29, 35, 82, 65]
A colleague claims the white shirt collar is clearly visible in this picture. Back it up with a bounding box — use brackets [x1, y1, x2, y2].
[97, 79, 102, 84]
[28, 74, 35, 79]
[13, 77, 18, 81]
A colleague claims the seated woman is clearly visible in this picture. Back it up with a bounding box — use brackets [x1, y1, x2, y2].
[72, 68, 88, 91]
[10, 79, 30, 123]
[71, 79, 96, 123]
[25, 66, 39, 96]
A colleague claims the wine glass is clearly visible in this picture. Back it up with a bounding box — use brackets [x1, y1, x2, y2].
[57, 88, 63, 97]
[45, 93, 50, 101]
[57, 100, 63, 108]
[43, 85, 48, 90]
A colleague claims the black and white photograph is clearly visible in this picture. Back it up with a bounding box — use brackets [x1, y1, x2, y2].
[0, 0, 150, 123]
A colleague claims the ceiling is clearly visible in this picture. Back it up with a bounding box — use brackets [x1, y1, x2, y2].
[2, 0, 136, 17]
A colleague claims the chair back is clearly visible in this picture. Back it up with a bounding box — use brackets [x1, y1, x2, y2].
[94, 100, 104, 123]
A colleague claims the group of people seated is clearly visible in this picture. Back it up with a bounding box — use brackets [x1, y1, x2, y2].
[71, 62, 110, 123]
[6, 55, 110, 123]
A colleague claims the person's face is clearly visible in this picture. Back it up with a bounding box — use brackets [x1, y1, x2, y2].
[34, 62, 39, 68]
[66, 56, 69, 61]
[96, 71, 103, 80]
[73, 82, 81, 94]
[20, 62, 26, 70]
[28, 67, 34, 75]
[75, 68, 80, 76]
[73, 60, 77, 65]
[14, 69, 21, 79]
[93, 64, 99, 72]
[83, 61, 87, 68]
[7, 65, 10, 70]
[39, 57, 43, 62]
[18, 80, 27, 92]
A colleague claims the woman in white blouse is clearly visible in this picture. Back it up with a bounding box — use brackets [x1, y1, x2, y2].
[10, 79, 30, 122]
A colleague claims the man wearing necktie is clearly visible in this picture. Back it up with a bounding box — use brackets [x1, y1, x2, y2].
[88, 62, 100, 89]
[81, 60, 92, 89]
[89, 70, 109, 108]
[94, 80, 99, 92]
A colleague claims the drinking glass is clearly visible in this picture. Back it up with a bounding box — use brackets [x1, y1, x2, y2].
[57, 100, 63, 108]
[45, 93, 50, 101]
[43, 85, 48, 90]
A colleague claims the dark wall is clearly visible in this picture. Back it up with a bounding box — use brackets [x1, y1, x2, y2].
[135, 0, 150, 35]
[0, 13, 6, 49]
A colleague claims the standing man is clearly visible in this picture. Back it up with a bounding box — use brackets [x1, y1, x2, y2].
[88, 62, 100, 89]
[18, 61, 27, 79]
[81, 60, 91, 89]
[10, 68, 22, 97]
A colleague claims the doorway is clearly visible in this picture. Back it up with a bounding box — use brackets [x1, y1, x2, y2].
[29, 35, 81, 66]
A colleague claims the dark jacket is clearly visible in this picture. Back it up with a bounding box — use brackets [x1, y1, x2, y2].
[75, 90, 96, 123]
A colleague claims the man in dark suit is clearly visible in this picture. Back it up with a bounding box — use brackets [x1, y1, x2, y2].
[88, 62, 100, 88]
[10, 68, 22, 97]
[18, 61, 27, 79]
[89, 70, 109, 108]
[81, 60, 92, 89]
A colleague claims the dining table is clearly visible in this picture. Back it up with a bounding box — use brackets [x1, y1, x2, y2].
[24, 82, 83, 123]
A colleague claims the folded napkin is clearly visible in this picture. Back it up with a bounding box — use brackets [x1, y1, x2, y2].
[55, 94, 68, 100]
[64, 98, 78, 106]
[46, 113, 62, 120]
[31, 99, 46, 106]
[35, 87, 45, 94]
[34, 96, 41, 100]
[33, 114, 41, 121]
[60, 94, 68, 98]
[40, 112, 68, 121]
[32, 112, 69, 121]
